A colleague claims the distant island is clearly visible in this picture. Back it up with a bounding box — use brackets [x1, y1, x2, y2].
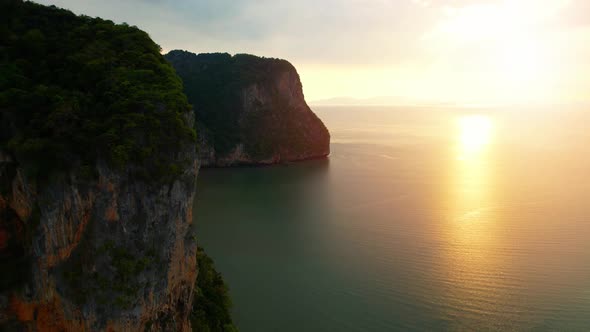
[165, 50, 330, 167]
[310, 96, 410, 106]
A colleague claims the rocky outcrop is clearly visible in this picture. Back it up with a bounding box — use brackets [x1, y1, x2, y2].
[165, 50, 330, 167]
[0, 1, 200, 330]
[0, 142, 198, 331]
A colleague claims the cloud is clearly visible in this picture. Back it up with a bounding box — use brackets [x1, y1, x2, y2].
[34, 0, 590, 103]
[35, 0, 437, 65]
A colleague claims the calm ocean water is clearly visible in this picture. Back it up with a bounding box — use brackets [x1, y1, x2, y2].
[194, 106, 590, 331]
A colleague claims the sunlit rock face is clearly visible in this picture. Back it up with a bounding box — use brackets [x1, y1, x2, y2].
[165, 50, 331, 167]
[0, 146, 198, 331]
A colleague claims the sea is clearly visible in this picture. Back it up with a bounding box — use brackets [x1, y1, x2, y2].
[194, 106, 590, 331]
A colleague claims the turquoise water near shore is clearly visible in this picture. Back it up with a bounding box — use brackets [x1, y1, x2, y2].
[194, 107, 590, 331]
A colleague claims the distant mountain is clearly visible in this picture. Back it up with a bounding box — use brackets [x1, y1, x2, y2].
[311, 97, 590, 110]
[310, 96, 408, 106]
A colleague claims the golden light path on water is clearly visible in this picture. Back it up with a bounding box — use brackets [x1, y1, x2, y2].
[443, 115, 511, 327]
[452, 115, 494, 230]
[454, 115, 494, 223]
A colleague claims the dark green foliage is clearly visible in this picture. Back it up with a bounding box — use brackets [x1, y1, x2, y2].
[109, 244, 154, 308]
[0, 0, 195, 182]
[164, 50, 294, 156]
[191, 247, 237, 332]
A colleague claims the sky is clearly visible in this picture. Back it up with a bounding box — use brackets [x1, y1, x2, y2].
[36, 0, 590, 105]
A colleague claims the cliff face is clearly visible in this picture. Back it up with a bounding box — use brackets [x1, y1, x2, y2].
[0, 147, 198, 331]
[0, 1, 199, 330]
[165, 50, 330, 167]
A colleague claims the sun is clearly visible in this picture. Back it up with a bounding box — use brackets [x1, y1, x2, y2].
[457, 115, 492, 158]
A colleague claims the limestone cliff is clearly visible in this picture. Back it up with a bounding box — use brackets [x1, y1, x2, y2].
[0, 1, 199, 330]
[165, 50, 330, 167]
[0, 147, 198, 331]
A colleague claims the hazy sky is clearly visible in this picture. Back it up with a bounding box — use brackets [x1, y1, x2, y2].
[37, 0, 590, 105]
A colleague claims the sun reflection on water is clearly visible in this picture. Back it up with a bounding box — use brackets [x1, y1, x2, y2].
[441, 115, 508, 325]
[453, 115, 494, 223]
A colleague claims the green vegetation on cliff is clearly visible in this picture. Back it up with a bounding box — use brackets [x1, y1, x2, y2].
[165, 50, 293, 155]
[0, 0, 201, 322]
[0, 2, 237, 329]
[191, 247, 237, 332]
[0, 0, 196, 182]
[165, 50, 330, 164]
